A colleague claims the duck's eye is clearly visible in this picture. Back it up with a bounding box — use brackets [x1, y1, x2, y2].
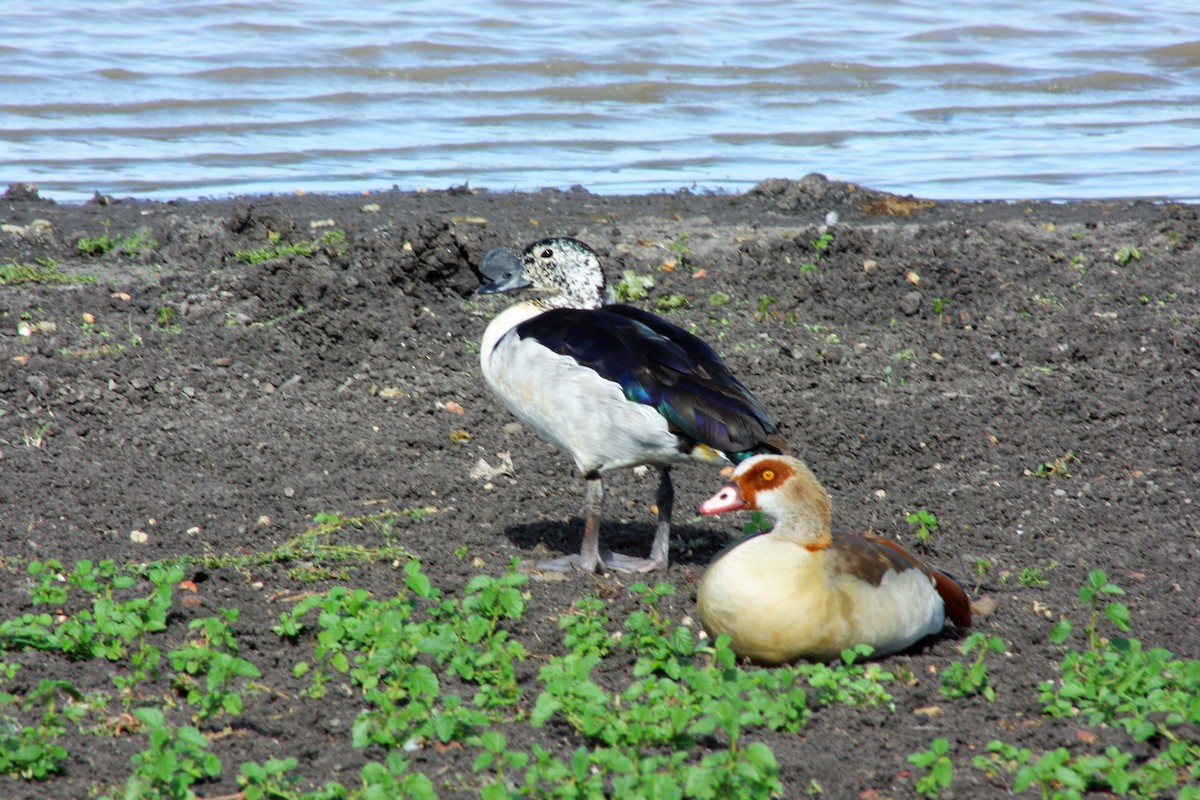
[540, 248, 554, 258]
[761, 469, 775, 481]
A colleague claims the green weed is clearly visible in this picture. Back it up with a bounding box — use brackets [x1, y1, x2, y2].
[615, 270, 655, 301]
[168, 609, 261, 721]
[0, 258, 96, 285]
[800, 232, 834, 273]
[940, 632, 1006, 701]
[908, 737, 953, 798]
[1018, 562, 1057, 587]
[124, 707, 221, 798]
[670, 233, 691, 268]
[708, 291, 731, 306]
[76, 225, 158, 257]
[1028, 450, 1077, 478]
[906, 508, 939, 546]
[755, 294, 777, 322]
[742, 510, 773, 536]
[1113, 245, 1142, 264]
[657, 293, 688, 311]
[0, 679, 84, 780]
[234, 240, 316, 265]
[976, 570, 1200, 798]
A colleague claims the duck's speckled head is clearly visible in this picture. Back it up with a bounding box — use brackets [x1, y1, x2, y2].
[477, 236, 605, 310]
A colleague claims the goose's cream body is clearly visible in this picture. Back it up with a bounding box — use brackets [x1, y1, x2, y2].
[698, 455, 970, 664]
[477, 237, 786, 573]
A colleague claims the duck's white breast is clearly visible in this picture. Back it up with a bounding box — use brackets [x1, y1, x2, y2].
[481, 307, 688, 475]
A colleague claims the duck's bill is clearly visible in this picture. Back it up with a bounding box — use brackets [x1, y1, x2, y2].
[476, 246, 531, 294]
[699, 483, 746, 515]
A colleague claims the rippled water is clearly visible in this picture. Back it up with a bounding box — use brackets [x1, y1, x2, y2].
[3, 1, 1199, 202]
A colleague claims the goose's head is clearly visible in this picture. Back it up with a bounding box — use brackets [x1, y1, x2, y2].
[700, 454, 832, 543]
[477, 237, 605, 310]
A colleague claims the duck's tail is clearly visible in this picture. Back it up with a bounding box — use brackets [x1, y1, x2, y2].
[932, 570, 973, 628]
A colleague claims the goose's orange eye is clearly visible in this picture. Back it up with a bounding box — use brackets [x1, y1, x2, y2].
[761, 469, 775, 481]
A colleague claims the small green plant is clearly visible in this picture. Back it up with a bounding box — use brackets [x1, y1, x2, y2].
[940, 632, 1006, 701]
[615, 270, 655, 301]
[907, 738, 953, 798]
[1049, 568, 1129, 654]
[1028, 450, 1077, 477]
[76, 230, 118, 256]
[799, 645, 895, 709]
[76, 224, 158, 257]
[120, 229, 159, 255]
[0, 679, 84, 780]
[125, 707, 222, 798]
[669, 233, 691, 268]
[906, 508, 939, 546]
[741, 510, 773, 536]
[1018, 561, 1056, 587]
[800, 232, 834, 273]
[1113, 245, 1142, 264]
[152, 305, 182, 334]
[22, 421, 51, 448]
[558, 596, 613, 659]
[238, 756, 303, 800]
[971, 558, 994, 582]
[657, 293, 688, 312]
[234, 236, 317, 265]
[0, 258, 95, 285]
[708, 291, 731, 306]
[755, 294, 777, 322]
[168, 608, 262, 720]
[931, 296, 950, 317]
[320, 228, 347, 245]
[473, 731, 531, 799]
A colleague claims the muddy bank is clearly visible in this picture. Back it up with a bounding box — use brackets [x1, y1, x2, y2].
[0, 176, 1197, 798]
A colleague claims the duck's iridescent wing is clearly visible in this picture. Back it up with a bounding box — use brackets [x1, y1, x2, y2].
[515, 306, 787, 460]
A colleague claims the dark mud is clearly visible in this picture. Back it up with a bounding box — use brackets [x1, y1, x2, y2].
[0, 175, 1197, 798]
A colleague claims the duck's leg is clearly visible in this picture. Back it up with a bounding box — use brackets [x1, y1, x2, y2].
[602, 466, 672, 573]
[538, 477, 605, 573]
[647, 466, 674, 569]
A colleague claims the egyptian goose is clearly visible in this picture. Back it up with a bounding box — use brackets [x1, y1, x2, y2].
[697, 455, 970, 664]
[477, 237, 787, 573]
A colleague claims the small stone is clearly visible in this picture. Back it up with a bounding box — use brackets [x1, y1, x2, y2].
[900, 291, 922, 315]
[283, 487, 295, 498]
[130, 530, 149, 544]
[971, 596, 999, 617]
[906, 271, 921, 285]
